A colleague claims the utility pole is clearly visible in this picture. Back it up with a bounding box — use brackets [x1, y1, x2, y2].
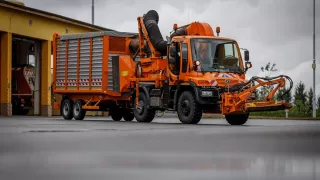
[188, 5, 190, 23]
[312, 0, 316, 118]
[92, 0, 94, 25]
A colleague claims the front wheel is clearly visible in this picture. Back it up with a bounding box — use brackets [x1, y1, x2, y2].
[225, 114, 249, 125]
[177, 91, 202, 124]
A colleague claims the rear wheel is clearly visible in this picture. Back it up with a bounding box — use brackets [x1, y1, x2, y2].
[134, 92, 155, 123]
[73, 100, 86, 120]
[12, 97, 23, 115]
[110, 109, 122, 121]
[61, 99, 73, 120]
[177, 91, 202, 124]
[20, 109, 30, 115]
[123, 109, 134, 121]
[225, 114, 249, 125]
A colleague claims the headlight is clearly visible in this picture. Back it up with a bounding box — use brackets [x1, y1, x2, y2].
[201, 91, 213, 97]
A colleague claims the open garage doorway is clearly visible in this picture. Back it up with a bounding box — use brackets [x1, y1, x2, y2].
[11, 36, 41, 116]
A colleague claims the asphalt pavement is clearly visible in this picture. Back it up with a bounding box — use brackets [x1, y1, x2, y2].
[0, 115, 320, 180]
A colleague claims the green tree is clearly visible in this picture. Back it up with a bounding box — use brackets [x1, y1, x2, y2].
[294, 81, 307, 104]
[317, 95, 320, 110]
[307, 88, 313, 115]
[293, 81, 307, 114]
[260, 62, 278, 100]
[254, 89, 261, 101]
[261, 62, 278, 77]
[276, 87, 292, 103]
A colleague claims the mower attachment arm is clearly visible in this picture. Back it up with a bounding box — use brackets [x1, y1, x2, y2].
[221, 75, 293, 115]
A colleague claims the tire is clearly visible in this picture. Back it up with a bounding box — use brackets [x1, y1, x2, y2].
[12, 97, 23, 115]
[20, 109, 30, 115]
[73, 100, 86, 120]
[225, 113, 249, 125]
[177, 91, 202, 124]
[134, 92, 155, 123]
[61, 99, 73, 120]
[110, 110, 122, 121]
[123, 110, 134, 121]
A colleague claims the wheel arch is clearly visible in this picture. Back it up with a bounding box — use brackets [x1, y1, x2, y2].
[131, 86, 152, 107]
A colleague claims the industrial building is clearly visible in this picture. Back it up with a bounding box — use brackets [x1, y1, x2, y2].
[0, 0, 111, 116]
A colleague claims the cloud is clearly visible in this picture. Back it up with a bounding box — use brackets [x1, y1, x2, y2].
[21, 0, 320, 96]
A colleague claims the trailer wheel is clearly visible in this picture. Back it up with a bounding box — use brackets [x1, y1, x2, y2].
[110, 110, 122, 121]
[61, 99, 73, 120]
[12, 97, 22, 115]
[73, 100, 86, 120]
[225, 114, 249, 125]
[177, 91, 202, 124]
[123, 110, 134, 121]
[134, 92, 155, 123]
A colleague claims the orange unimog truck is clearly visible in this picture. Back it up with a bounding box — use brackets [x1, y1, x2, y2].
[52, 10, 292, 125]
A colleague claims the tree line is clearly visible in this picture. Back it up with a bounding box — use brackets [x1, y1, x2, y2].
[251, 62, 320, 117]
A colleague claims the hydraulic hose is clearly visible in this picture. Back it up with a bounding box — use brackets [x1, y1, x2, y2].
[229, 75, 294, 98]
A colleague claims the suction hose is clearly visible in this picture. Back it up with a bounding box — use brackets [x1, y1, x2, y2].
[143, 10, 167, 55]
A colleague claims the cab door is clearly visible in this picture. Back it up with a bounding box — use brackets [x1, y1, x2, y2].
[179, 43, 189, 80]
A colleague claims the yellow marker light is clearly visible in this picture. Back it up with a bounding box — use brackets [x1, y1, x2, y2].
[216, 26, 220, 33]
[173, 24, 178, 30]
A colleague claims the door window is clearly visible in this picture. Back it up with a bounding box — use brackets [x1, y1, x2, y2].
[181, 43, 188, 73]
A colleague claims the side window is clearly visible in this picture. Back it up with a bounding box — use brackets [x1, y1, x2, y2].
[224, 43, 233, 56]
[224, 43, 239, 58]
[28, 55, 35, 67]
[181, 43, 188, 73]
[168, 43, 180, 75]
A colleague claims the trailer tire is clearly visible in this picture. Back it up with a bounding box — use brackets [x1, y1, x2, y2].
[12, 97, 22, 115]
[61, 99, 73, 120]
[134, 92, 155, 123]
[73, 100, 86, 120]
[110, 110, 122, 121]
[123, 110, 134, 121]
[225, 114, 249, 125]
[177, 91, 202, 124]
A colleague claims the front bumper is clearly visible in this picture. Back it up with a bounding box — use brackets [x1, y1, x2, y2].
[194, 87, 221, 105]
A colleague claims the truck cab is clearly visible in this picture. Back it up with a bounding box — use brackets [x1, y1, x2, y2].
[166, 35, 253, 122]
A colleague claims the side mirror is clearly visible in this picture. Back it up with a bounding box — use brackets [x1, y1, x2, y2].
[244, 50, 249, 61]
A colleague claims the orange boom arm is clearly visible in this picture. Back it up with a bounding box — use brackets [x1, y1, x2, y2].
[221, 75, 293, 115]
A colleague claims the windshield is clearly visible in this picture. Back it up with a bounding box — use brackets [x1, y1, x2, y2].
[191, 38, 242, 73]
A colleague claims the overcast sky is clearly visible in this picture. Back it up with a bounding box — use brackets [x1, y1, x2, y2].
[22, 0, 320, 96]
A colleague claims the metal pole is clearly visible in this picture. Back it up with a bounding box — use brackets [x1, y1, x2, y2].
[312, 0, 316, 118]
[92, 0, 94, 25]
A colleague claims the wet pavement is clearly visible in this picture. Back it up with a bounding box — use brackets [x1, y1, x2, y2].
[0, 116, 319, 180]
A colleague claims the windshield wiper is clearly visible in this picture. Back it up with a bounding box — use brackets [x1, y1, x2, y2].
[211, 58, 219, 68]
[193, 43, 198, 58]
[229, 67, 243, 74]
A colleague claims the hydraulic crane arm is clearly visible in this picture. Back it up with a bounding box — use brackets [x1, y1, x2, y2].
[221, 75, 293, 115]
